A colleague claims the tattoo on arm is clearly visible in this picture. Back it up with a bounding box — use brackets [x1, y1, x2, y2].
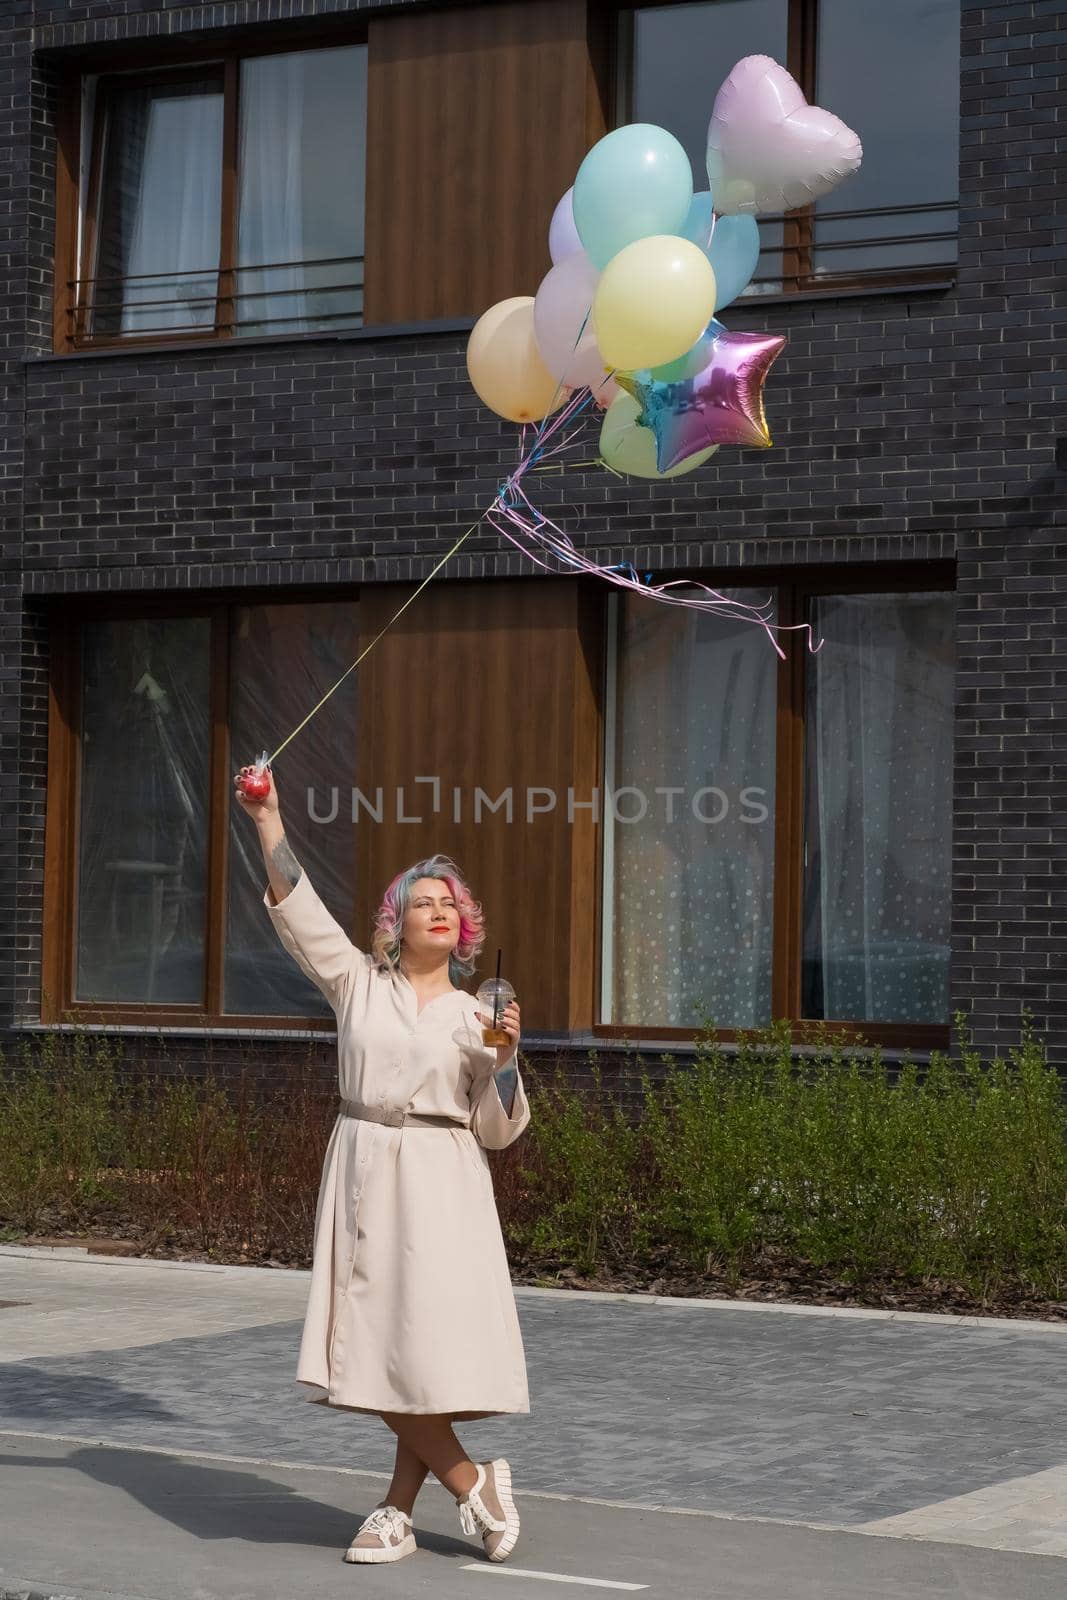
[270, 834, 303, 889]
[493, 1062, 518, 1118]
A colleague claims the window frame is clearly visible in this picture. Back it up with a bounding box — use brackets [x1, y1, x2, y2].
[54, 22, 369, 355]
[615, 0, 958, 299]
[594, 561, 956, 1050]
[43, 590, 359, 1031]
[44, 570, 955, 1046]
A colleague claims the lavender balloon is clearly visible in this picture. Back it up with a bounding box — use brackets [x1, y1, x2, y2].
[533, 253, 610, 392]
[548, 187, 583, 265]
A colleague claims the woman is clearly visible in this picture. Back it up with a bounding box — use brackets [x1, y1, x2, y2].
[235, 764, 530, 1566]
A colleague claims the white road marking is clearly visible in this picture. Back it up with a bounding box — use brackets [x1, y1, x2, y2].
[4, 1429, 1067, 1561]
[461, 1566, 648, 1591]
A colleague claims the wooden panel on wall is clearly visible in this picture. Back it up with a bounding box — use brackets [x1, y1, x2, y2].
[365, 0, 606, 324]
[353, 577, 603, 1033]
[41, 614, 80, 1022]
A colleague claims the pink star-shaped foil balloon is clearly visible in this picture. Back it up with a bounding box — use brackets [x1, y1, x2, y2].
[619, 322, 787, 474]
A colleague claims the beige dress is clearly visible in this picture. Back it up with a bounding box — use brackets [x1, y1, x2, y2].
[264, 867, 531, 1417]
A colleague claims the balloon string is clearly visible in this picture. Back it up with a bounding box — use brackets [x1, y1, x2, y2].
[258, 382, 594, 772]
[264, 515, 485, 767]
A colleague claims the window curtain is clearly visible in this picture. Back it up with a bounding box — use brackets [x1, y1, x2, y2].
[237, 45, 367, 335]
[76, 618, 211, 1003]
[608, 593, 778, 1029]
[225, 602, 360, 1017]
[802, 592, 955, 1022]
[93, 79, 223, 336]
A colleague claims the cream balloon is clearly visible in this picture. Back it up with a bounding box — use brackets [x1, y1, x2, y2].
[466, 297, 564, 424]
[593, 236, 717, 372]
[599, 392, 717, 480]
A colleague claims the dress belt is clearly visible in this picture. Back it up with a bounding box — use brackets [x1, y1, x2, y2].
[340, 1098, 466, 1130]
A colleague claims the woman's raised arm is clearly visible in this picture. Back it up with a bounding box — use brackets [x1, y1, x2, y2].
[234, 764, 359, 1009]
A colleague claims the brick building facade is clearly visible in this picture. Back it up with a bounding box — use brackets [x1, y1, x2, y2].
[1, 0, 1064, 1077]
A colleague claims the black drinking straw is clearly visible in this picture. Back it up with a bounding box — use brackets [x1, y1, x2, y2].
[492, 947, 502, 1028]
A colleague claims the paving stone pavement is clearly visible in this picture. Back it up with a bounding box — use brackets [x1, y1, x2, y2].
[1, 1246, 1067, 1595]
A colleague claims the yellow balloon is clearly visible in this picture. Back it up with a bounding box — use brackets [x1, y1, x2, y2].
[466, 297, 564, 424]
[593, 236, 717, 372]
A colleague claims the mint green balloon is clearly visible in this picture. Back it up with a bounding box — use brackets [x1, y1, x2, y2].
[599, 392, 717, 480]
[573, 124, 693, 270]
[647, 318, 722, 384]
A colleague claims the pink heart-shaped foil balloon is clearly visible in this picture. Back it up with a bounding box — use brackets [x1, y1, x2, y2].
[706, 55, 862, 216]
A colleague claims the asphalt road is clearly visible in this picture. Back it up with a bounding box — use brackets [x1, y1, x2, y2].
[1, 1247, 1065, 1599]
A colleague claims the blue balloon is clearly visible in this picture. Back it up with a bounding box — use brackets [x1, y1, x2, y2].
[705, 214, 760, 312]
[680, 190, 715, 250]
[573, 124, 693, 270]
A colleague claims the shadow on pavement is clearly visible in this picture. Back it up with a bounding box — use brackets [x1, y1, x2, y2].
[0, 1444, 476, 1560]
[0, 1364, 181, 1427]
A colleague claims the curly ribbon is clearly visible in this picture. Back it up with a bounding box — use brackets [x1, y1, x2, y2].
[257, 317, 818, 770]
[488, 379, 819, 663]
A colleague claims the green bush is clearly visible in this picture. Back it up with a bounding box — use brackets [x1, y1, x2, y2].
[507, 1012, 1067, 1301]
[0, 1030, 334, 1260]
[512, 1061, 645, 1272]
[0, 1030, 124, 1222]
[1, 1015, 1065, 1302]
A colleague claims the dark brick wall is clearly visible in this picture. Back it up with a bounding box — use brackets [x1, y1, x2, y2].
[2, 0, 1065, 1070]
[1, 4, 35, 1081]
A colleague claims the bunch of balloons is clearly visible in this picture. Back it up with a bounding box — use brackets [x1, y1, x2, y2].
[466, 55, 861, 481]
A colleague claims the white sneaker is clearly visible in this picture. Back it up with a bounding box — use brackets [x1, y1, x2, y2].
[343, 1503, 417, 1563]
[456, 1459, 520, 1562]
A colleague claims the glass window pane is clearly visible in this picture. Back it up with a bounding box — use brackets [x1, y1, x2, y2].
[237, 45, 367, 336]
[802, 593, 955, 1023]
[629, 1, 789, 295]
[91, 75, 223, 337]
[76, 618, 212, 1003]
[814, 0, 960, 277]
[605, 593, 777, 1029]
[225, 602, 360, 1016]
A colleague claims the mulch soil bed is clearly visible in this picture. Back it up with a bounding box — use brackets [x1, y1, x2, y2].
[7, 1213, 1066, 1323]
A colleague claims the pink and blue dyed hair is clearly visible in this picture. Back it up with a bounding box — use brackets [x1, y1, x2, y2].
[371, 853, 486, 984]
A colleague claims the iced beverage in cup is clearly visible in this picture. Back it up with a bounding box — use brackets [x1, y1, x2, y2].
[476, 977, 515, 1048]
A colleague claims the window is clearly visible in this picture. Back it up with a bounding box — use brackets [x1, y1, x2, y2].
[812, 0, 959, 279]
[224, 601, 359, 1016]
[601, 577, 955, 1041]
[628, 0, 788, 294]
[86, 73, 225, 337]
[602, 590, 778, 1029]
[622, 0, 960, 293]
[54, 599, 359, 1025]
[77, 617, 213, 1002]
[70, 42, 367, 347]
[801, 593, 955, 1023]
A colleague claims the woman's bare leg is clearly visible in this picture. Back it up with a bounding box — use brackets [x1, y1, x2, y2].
[381, 1411, 479, 1501]
[380, 1435, 430, 1517]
